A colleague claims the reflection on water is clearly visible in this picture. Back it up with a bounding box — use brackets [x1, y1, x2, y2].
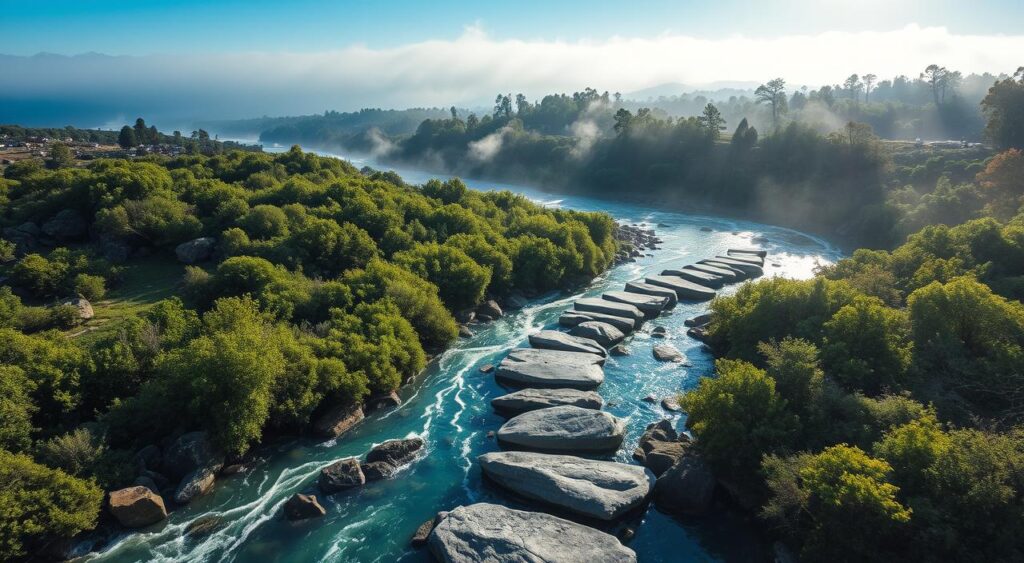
[85, 148, 841, 563]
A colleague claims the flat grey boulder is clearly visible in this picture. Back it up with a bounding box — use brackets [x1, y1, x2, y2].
[496, 348, 605, 390]
[701, 257, 763, 276]
[718, 253, 764, 266]
[558, 311, 635, 333]
[645, 275, 716, 301]
[429, 503, 636, 563]
[569, 321, 625, 348]
[491, 388, 603, 415]
[497, 405, 626, 453]
[623, 281, 678, 307]
[685, 263, 739, 282]
[728, 248, 767, 259]
[574, 297, 644, 322]
[653, 344, 686, 363]
[479, 451, 655, 520]
[661, 268, 725, 289]
[528, 330, 607, 357]
[601, 291, 669, 317]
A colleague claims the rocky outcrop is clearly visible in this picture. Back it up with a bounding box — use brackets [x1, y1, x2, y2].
[174, 237, 216, 264]
[569, 321, 625, 348]
[495, 348, 605, 390]
[644, 275, 716, 301]
[558, 311, 636, 334]
[633, 420, 687, 476]
[174, 466, 217, 504]
[312, 403, 364, 439]
[365, 437, 424, 467]
[574, 297, 644, 322]
[479, 451, 655, 520]
[318, 458, 365, 493]
[623, 281, 679, 307]
[42, 210, 87, 241]
[361, 461, 397, 481]
[283, 493, 326, 520]
[366, 391, 401, 411]
[609, 344, 630, 356]
[653, 344, 686, 363]
[601, 291, 670, 317]
[428, 503, 636, 563]
[653, 450, 716, 515]
[61, 297, 94, 320]
[475, 299, 503, 321]
[497, 405, 626, 453]
[108, 486, 167, 528]
[491, 388, 603, 415]
[163, 432, 224, 503]
[411, 512, 447, 547]
[528, 330, 607, 357]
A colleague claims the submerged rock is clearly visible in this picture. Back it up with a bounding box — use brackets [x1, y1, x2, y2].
[491, 388, 603, 416]
[528, 330, 607, 357]
[569, 321, 625, 348]
[497, 405, 626, 453]
[479, 451, 655, 520]
[428, 503, 636, 563]
[108, 486, 167, 528]
[283, 493, 326, 520]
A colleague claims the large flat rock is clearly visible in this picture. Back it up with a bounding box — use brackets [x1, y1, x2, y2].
[574, 297, 644, 322]
[661, 268, 726, 289]
[569, 321, 625, 347]
[685, 263, 739, 282]
[491, 388, 603, 415]
[558, 311, 636, 334]
[720, 252, 765, 266]
[623, 281, 678, 307]
[496, 348, 605, 390]
[479, 451, 656, 520]
[429, 503, 636, 563]
[644, 275, 716, 301]
[701, 257, 763, 276]
[497, 405, 626, 453]
[728, 248, 767, 259]
[602, 291, 669, 317]
[528, 330, 607, 357]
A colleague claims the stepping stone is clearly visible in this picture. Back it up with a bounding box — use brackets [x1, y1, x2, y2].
[686, 263, 739, 281]
[701, 257, 763, 276]
[720, 252, 765, 266]
[478, 451, 656, 520]
[491, 388, 604, 415]
[644, 275, 716, 301]
[661, 268, 726, 289]
[569, 321, 625, 347]
[623, 281, 678, 307]
[529, 330, 607, 357]
[728, 248, 767, 258]
[601, 291, 669, 317]
[496, 348, 605, 390]
[428, 503, 637, 563]
[574, 297, 644, 322]
[497, 405, 626, 453]
[558, 311, 636, 334]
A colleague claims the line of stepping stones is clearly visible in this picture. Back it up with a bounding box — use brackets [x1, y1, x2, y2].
[418, 248, 768, 561]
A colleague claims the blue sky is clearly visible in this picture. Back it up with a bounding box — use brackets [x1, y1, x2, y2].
[1, 0, 1022, 55]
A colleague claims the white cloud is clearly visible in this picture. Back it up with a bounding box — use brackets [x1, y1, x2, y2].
[2, 24, 1022, 125]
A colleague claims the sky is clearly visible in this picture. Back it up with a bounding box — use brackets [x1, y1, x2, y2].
[1, 0, 1023, 127]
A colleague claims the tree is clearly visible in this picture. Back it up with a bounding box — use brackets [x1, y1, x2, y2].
[697, 103, 726, 140]
[494, 94, 513, 119]
[755, 78, 787, 130]
[921, 64, 958, 106]
[821, 296, 911, 395]
[759, 337, 824, 411]
[449, 106, 457, 120]
[975, 148, 1024, 218]
[117, 125, 136, 149]
[981, 67, 1024, 149]
[863, 73, 877, 103]
[613, 108, 632, 135]
[730, 118, 758, 150]
[843, 74, 863, 103]
[0, 365, 35, 453]
[46, 142, 74, 169]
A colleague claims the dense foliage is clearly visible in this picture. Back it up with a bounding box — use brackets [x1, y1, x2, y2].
[0, 146, 616, 557]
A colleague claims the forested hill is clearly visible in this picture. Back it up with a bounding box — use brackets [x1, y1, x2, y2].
[0, 147, 618, 559]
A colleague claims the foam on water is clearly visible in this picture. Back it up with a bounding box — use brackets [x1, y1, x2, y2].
[84, 150, 842, 563]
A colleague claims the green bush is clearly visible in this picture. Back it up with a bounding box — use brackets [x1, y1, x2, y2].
[72, 273, 106, 301]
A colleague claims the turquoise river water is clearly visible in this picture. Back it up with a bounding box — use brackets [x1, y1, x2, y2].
[82, 148, 842, 563]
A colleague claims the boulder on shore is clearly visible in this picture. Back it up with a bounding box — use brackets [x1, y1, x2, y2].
[496, 348, 606, 390]
[174, 237, 216, 264]
[283, 493, 326, 520]
[569, 321, 625, 348]
[318, 458, 365, 493]
[312, 403, 364, 439]
[497, 405, 626, 453]
[476, 299, 503, 319]
[491, 388, 603, 416]
[108, 486, 167, 528]
[428, 503, 636, 563]
[574, 297, 644, 322]
[366, 437, 425, 467]
[558, 311, 635, 334]
[528, 330, 607, 357]
[653, 450, 716, 515]
[479, 451, 655, 520]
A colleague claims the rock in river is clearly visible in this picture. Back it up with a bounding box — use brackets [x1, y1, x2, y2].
[479, 451, 656, 520]
[497, 405, 626, 453]
[108, 486, 167, 528]
[569, 321, 625, 347]
[558, 311, 636, 334]
[318, 458, 365, 493]
[601, 291, 669, 317]
[653, 344, 686, 363]
[622, 281, 679, 307]
[491, 388, 603, 416]
[528, 330, 607, 357]
[496, 348, 605, 390]
[574, 297, 644, 322]
[644, 275, 716, 301]
[283, 493, 326, 520]
[653, 450, 716, 515]
[366, 437, 425, 467]
[429, 503, 636, 563]
[661, 268, 726, 289]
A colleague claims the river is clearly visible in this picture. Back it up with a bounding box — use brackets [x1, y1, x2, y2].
[83, 146, 842, 562]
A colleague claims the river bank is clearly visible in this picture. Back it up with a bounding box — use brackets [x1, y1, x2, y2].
[83, 146, 841, 563]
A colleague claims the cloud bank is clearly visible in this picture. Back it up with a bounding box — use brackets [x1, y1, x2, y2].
[1, 24, 1022, 128]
